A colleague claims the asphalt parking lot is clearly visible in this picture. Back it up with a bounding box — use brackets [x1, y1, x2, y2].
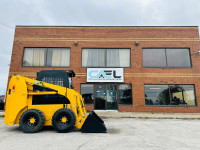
[0, 117, 200, 150]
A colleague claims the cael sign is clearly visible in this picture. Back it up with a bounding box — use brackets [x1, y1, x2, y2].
[87, 68, 124, 82]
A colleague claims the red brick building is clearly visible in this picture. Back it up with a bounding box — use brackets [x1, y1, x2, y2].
[9, 26, 200, 113]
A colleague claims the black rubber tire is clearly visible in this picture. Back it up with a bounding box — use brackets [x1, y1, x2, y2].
[19, 109, 45, 133]
[52, 108, 76, 133]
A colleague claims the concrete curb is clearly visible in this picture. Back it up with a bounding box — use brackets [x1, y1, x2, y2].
[95, 112, 200, 120]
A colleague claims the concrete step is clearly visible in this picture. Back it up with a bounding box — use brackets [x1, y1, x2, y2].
[95, 111, 200, 119]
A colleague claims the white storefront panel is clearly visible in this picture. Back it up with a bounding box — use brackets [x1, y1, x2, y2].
[87, 68, 124, 83]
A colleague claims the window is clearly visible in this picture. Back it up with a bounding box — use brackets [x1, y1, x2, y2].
[81, 84, 94, 104]
[143, 48, 191, 68]
[32, 86, 69, 105]
[80, 84, 132, 105]
[82, 48, 130, 67]
[143, 49, 166, 68]
[118, 84, 133, 105]
[145, 84, 196, 106]
[166, 49, 191, 67]
[23, 48, 70, 67]
[41, 77, 64, 87]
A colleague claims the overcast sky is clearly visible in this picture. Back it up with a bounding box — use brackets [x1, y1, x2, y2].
[0, 0, 200, 95]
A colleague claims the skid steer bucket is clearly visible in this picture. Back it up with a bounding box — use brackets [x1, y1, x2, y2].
[81, 111, 107, 133]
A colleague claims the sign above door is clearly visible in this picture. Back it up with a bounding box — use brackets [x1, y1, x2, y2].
[87, 68, 124, 83]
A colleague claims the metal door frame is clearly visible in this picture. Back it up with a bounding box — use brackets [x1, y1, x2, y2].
[94, 84, 119, 110]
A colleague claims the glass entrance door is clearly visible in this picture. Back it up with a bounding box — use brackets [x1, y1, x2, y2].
[107, 85, 117, 110]
[95, 85, 106, 110]
[94, 84, 118, 110]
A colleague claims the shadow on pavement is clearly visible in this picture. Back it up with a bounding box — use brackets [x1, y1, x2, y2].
[107, 128, 120, 134]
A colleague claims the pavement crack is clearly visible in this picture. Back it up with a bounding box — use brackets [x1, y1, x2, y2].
[76, 141, 88, 150]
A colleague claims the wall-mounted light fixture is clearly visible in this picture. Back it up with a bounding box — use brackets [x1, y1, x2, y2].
[74, 41, 78, 46]
[135, 41, 139, 46]
[198, 51, 200, 55]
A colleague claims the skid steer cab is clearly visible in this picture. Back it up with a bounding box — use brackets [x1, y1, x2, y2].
[4, 70, 107, 133]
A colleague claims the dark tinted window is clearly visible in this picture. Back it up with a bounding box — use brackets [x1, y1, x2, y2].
[145, 85, 169, 105]
[118, 84, 132, 105]
[143, 48, 191, 68]
[32, 86, 69, 105]
[42, 77, 64, 87]
[143, 49, 166, 67]
[169, 85, 196, 106]
[81, 84, 94, 104]
[166, 49, 191, 68]
[145, 84, 196, 106]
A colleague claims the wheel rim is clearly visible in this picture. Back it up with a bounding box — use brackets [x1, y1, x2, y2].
[22, 113, 39, 128]
[61, 116, 68, 123]
[29, 117, 36, 124]
[56, 112, 71, 128]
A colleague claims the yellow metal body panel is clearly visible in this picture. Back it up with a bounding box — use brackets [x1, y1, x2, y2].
[4, 76, 28, 125]
[4, 75, 87, 129]
[28, 91, 57, 95]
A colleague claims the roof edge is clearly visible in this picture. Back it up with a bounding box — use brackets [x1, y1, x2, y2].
[15, 25, 199, 28]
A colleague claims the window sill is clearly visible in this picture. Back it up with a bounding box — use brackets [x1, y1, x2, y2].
[143, 67, 192, 69]
[82, 66, 131, 68]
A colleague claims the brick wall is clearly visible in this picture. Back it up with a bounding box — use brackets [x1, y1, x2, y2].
[9, 26, 200, 113]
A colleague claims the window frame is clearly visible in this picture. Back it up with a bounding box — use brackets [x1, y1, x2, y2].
[144, 84, 197, 107]
[22, 47, 71, 67]
[142, 48, 192, 68]
[81, 48, 131, 68]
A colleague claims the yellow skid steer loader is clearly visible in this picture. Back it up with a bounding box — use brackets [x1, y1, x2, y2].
[4, 70, 107, 133]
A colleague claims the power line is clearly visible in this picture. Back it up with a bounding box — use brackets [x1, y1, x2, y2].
[0, 23, 14, 29]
